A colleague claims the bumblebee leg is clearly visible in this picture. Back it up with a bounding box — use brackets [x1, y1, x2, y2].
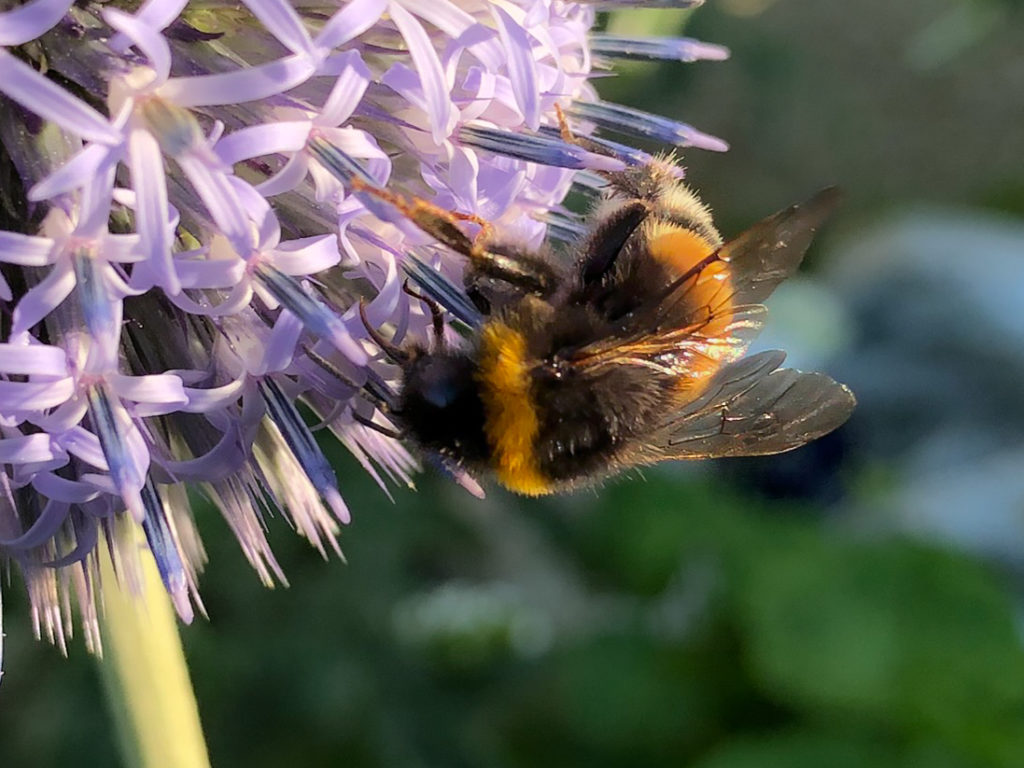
[351, 177, 489, 259]
[358, 299, 409, 364]
[352, 178, 560, 296]
[403, 279, 445, 350]
[554, 103, 615, 159]
[351, 408, 405, 440]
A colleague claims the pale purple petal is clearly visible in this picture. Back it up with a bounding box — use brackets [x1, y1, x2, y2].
[103, 8, 172, 83]
[0, 435, 61, 466]
[361, 250, 402, 328]
[109, 373, 189, 417]
[175, 257, 246, 290]
[388, 1, 457, 145]
[320, 51, 372, 126]
[397, 0, 503, 70]
[176, 155, 255, 257]
[0, 377, 75, 412]
[166, 280, 254, 317]
[159, 55, 317, 107]
[101, 234, 145, 264]
[0, 499, 69, 550]
[215, 121, 311, 165]
[128, 128, 181, 294]
[58, 427, 108, 471]
[180, 377, 246, 413]
[10, 261, 76, 340]
[28, 143, 121, 202]
[271, 235, 341, 276]
[259, 310, 303, 374]
[492, 6, 540, 130]
[31, 472, 99, 504]
[315, 0, 387, 50]
[0, 232, 57, 266]
[317, 127, 392, 185]
[0, 344, 68, 377]
[254, 153, 310, 197]
[230, 176, 279, 248]
[240, 0, 315, 57]
[77, 161, 120, 238]
[0, 50, 122, 145]
[0, 0, 73, 46]
[160, 427, 244, 479]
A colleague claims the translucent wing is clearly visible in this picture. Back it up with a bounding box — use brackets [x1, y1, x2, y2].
[640, 350, 856, 460]
[648, 187, 841, 330]
[572, 188, 841, 386]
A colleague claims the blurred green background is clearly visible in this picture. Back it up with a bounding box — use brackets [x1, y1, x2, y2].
[3, 1, 1024, 766]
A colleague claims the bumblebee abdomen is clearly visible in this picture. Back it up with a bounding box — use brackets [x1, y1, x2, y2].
[475, 318, 667, 495]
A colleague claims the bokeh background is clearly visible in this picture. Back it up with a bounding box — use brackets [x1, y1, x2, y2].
[3, 0, 1024, 765]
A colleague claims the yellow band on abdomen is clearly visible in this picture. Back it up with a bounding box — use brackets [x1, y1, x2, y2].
[476, 322, 551, 495]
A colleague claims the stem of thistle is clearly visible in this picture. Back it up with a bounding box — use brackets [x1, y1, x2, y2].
[98, 527, 210, 768]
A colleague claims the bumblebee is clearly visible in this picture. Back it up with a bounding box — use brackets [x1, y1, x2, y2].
[353, 114, 855, 496]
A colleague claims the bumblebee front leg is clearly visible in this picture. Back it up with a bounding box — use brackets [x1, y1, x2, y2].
[402, 279, 445, 350]
[351, 178, 560, 297]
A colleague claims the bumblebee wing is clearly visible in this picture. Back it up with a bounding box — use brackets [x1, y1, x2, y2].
[648, 186, 841, 333]
[571, 188, 840, 389]
[632, 350, 855, 461]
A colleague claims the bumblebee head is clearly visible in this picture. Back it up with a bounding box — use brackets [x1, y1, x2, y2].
[398, 350, 489, 461]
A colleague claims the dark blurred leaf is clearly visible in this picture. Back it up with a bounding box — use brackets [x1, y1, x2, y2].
[732, 534, 1024, 753]
[692, 730, 975, 768]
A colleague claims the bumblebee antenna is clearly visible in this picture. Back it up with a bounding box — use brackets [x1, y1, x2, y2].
[359, 300, 409, 364]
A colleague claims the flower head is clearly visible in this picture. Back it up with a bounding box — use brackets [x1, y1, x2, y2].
[0, 0, 728, 655]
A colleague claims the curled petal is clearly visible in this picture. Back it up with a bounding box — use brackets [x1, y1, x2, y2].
[388, 1, 457, 145]
[159, 55, 317, 108]
[0, 0, 73, 46]
[0, 231, 56, 267]
[0, 344, 68, 378]
[31, 472, 100, 504]
[271, 235, 341, 276]
[129, 128, 181, 294]
[320, 51, 372, 126]
[316, 0, 387, 50]
[492, 6, 540, 130]
[0, 435, 62, 466]
[215, 121, 312, 165]
[239, 0, 315, 58]
[103, 8, 172, 84]
[109, 373, 189, 417]
[0, 50, 122, 145]
[181, 377, 246, 413]
[0, 499, 69, 550]
[0, 378, 74, 413]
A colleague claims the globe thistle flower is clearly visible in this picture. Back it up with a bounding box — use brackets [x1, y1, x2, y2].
[0, 0, 728, 657]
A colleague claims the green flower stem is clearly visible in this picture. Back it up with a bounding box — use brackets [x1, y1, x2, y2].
[98, 529, 210, 768]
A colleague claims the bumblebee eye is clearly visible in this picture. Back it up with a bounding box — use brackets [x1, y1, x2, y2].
[421, 378, 459, 408]
[410, 357, 471, 409]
